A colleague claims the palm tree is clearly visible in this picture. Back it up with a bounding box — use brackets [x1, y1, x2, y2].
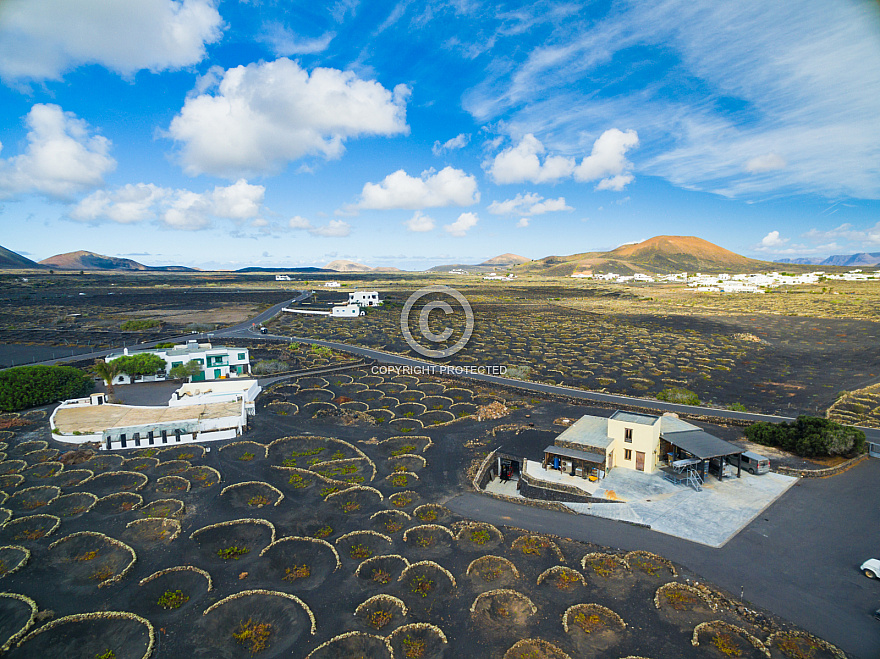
[91, 359, 120, 395]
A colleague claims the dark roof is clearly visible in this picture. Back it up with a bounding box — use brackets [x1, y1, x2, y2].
[610, 410, 659, 425]
[543, 445, 606, 465]
[663, 430, 743, 460]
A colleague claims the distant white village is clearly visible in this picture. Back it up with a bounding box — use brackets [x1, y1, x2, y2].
[572, 269, 880, 292]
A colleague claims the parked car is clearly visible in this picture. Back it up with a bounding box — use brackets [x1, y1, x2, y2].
[259, 326, 268, 334]
[730, 451, 770, 475]
[861, 559, 880, 579]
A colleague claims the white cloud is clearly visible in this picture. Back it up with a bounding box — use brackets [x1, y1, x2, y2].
[432, 133, 470, 156]
[486, 130, 637, 189]
[573, 129, 639, 188]
[404, 211, 435, 232]
[516, 217, 529, 228]
[755, 230, 790, 251]
[0, 0, 222, 83]
[0, 104, 115, 200]
[210, 179, 265, 219]
[444, 212, 478, 237]
[745, 153, 787, 174]
[71, 183, 167, 224]
[803, 222, 880, 249]
[288, 216, 352, 237]
[487, 192, 572, 216]
[486, 134, 575, 184]
[355, 166, 479, 210]
[595, 174, 634, 191]
[259, 24, 335, 56]
[71, 179, 265, 231]
[168, 58, 410, 178]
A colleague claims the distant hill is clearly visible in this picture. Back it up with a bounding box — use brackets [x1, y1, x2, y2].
[0, 245, 44, 269]
[39, 250, 196, 272]
[236, 266, 334, 273]
[479, 253, 530, 266]
[427, 253, 530, 273]
[325, 259, 402, 273]
[777, 252, 880, 267]
[518, 235, 779, 276]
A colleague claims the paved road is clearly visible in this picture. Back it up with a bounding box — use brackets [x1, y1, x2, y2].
[448, 458, 880, 659]
[223, 326, 880, 443]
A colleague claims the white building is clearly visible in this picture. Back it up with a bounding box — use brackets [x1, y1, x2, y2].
[50, 394, 248, 451]
[349, 291, 382, 307]
[106, 341, 251, 385]
[275, 274, 291, 281]
[332, 304, 364, 317]
[324, 281, 341, 287]
[169, 379, 261, 415]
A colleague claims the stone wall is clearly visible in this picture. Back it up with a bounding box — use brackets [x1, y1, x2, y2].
[774, 453, 869, 478]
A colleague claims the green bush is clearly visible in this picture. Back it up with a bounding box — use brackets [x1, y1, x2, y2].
[0, 365, 94, 412]
[109, 353, 167, 377]
[169, 360, 202, 380]
[119, 319, 161, 331]
[154, 342, 176, 349]
[252, 360, 289, 375]
[744, 416, 866, 458]
[656, 387, 700, 405]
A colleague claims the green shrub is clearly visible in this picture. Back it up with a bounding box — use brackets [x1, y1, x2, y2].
[109, 353, 167, 377]
[656, 387, 701, 405]
[252, 360, 289, 375]
[744, 416, 866, 458]
[0, 365, 94, 412]
[119, 319, 160, 331]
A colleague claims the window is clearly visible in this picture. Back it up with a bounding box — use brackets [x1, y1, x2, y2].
[624, 428, 633, 442]
[624, 449, 632, 461]
[238, 353, 245, 360]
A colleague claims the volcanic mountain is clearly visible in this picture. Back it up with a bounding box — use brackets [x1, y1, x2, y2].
[0, 245, 44, 269]
[479, 253, 530, 266]
[518, 235, 773, 276]
[39, 251, 195, 271]
[325, 259, 401, 273]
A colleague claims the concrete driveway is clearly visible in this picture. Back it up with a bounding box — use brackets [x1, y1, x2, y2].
[563, 467, 798, 547]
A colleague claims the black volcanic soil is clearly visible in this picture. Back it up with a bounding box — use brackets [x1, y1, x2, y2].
[0, 371, 832, 659]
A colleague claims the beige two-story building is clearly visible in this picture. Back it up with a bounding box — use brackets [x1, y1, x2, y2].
[543, 410, 744, 481]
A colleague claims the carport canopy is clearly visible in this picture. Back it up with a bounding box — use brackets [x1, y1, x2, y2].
[663, 429, 743, 460]
[543, 445, 606, 465]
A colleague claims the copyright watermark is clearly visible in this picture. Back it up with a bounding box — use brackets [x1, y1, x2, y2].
[371, 365, 507, 376]
[400, 285, 474, 358]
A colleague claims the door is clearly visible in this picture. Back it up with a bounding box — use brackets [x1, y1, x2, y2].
[214, 368, 221, 379]
[635, 451, 645, 471]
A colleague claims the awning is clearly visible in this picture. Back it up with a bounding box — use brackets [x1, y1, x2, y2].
[663, 430, 743, 460]
[543, 445, 606, 465]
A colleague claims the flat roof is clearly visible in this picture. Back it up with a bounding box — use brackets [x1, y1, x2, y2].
[659, 414, 700, 433]
[176, 379, 257, 396]
[555, 415, 614, 450]
[54, 401, 241, 434]
[610, 410, 660, 425]
[663, 429, 743, 460]
[543, 445, 606, 465]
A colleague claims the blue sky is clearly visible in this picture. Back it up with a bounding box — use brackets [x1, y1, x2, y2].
[1, 0, 879, 270]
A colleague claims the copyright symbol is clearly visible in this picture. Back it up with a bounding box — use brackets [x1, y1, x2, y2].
[400, 285, 474, 358]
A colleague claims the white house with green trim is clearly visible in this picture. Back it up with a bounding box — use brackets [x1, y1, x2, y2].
[106, 341, 251, 385]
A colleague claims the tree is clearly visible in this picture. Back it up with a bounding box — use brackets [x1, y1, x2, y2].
[744, 416, 866, 458]
[110, 353, 167, 378]
[169, 360, 202, 381]
[91, 359, 120, 394]
[0, 365, 93, 412]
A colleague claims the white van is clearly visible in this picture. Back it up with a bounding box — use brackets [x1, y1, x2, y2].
[732, 451, 770, 475]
